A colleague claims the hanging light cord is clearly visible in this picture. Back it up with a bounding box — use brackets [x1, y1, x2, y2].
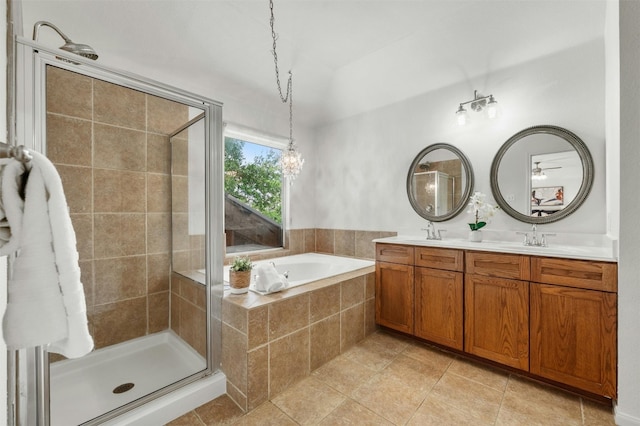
[269, 0, 294, 145]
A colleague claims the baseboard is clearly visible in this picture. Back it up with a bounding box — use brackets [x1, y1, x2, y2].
[615, 407, 640, 426]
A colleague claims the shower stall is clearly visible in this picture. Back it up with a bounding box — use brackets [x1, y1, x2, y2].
[10, 38, 225, 425]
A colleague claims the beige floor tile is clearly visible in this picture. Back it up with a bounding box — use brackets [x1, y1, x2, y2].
[582, 399, 616, 426]
[401, 341, 455, 372]
[271, 377, 346, 425]
[165, 410, 205, 426]
[351, 372, 430, 425]
[319, 399, 394, 425]
[496, 376, 582, 426]
[234, 402, 297, 426]
[407, 396, 493, 426]
[311, 354, 377, 394]
[429, 371, 503, 424]
[193, 394, 244, 426]
[366, 330, 412, 352]
[342, 332, 408, 371]
[446, 357, 509, 392]
[380, 353, 443, 393]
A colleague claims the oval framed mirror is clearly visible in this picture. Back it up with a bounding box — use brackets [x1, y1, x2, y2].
[490, 125, 594, 224]
[406, 143, 474, 222]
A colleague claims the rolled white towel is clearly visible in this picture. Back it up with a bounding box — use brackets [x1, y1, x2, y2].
[254, 263, 288, 294]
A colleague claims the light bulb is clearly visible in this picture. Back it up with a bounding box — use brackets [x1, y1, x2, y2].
[456, 105, 468, 126]
[486, 96, 499, 119]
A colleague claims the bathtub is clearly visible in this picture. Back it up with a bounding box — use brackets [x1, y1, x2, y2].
[223, 253, 375, 289]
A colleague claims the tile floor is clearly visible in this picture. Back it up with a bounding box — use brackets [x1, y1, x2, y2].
[167, 330, 616, 425]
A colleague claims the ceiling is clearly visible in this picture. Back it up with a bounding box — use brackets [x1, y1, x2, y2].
[20, 0, 606, 128]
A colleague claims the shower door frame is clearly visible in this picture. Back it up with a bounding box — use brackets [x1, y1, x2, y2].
[12, 37, 224, 425]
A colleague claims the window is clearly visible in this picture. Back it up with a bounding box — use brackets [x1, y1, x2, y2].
[224, 126, 286, 254]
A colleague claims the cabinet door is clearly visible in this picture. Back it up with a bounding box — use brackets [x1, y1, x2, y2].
[415, 267, 463, 350]
[375, 261, 414, 334]
[464, 274, 529, 370]
[530, 283, 617, 397]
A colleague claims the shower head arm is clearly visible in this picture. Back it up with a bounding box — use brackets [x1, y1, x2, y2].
[31, 20, 98, 61]
[32, 21, 73, 43]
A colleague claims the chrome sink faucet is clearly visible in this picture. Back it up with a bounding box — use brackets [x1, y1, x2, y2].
[421, 220, 446, 240]
[516, 224, 556, 247]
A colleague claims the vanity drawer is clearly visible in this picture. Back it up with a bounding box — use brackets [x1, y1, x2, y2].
[415, 247, 464, 272]
[531, 257, 618, 292]
[466, 251, 530, 281]
[376, 243, 415, 265]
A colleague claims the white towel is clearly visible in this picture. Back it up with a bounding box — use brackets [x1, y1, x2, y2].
[1, 151, 94, 358]
[0, 159, 24, 254]
[253, 263, 288, 294]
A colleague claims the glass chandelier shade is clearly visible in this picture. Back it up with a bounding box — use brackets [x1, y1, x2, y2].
[280, 140, 304, 178]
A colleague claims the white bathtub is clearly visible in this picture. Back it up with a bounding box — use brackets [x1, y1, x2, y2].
[223, 253, 375, 289]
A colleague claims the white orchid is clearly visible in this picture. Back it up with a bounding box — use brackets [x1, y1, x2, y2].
[468, 192, 499, 231]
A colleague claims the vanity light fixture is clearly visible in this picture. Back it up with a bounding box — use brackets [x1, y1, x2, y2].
[456, 90, 499, 126]
[269, 0, 304, 179]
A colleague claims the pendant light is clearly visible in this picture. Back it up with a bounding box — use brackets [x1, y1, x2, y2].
[269, 0, 304, 179]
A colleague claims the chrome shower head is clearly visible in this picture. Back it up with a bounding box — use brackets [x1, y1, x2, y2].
[32, 21, 98, 60]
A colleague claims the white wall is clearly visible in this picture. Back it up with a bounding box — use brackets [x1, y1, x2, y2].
[606, 0, 621, 240]
[314, 39, 606, 239]
[616, 0, 640, 424]
[1, 1, 8, 423]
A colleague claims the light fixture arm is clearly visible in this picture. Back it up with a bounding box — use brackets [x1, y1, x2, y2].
[455, 89, 499, 126]
[458, 90, 495, 112]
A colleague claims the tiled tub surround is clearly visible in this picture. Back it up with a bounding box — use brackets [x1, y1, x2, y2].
[45, 65, 189, 352]
[221, 266, 376, 412]
[279, 229, 397, 261]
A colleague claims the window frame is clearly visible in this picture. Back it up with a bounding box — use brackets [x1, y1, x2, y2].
[223, 122, 289, 256]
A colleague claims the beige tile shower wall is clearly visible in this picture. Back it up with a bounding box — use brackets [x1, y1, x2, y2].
[222, 271, 376, 412]
[46, 66, 188, 351]
[170, 273, 207, 358]
[171, 132, 205, 275]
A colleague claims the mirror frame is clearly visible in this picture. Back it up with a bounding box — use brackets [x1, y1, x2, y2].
[406, 143, 474, 222]
[490, 125, 594, 224]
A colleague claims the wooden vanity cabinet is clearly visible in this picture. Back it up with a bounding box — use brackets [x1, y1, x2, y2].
[375, 243, 618, 398]
[375, 244, 464, 344]
[464, 251, 530, 370]
[530, 257, 617, 398]
[375, 244, 415, 334]
[414, 248, 464, 350]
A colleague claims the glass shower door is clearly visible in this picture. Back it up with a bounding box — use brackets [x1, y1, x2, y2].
[31, 57, 219, 425]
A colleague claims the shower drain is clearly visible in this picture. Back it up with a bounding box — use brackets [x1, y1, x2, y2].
[112, 383, 135, 394]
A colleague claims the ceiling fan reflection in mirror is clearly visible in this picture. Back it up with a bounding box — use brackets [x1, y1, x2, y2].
[531, 161, 561, 180]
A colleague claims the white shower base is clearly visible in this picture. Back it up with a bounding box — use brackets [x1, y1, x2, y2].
[50, 330, 223, 426]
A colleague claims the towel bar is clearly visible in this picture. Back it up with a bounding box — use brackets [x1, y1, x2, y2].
[0, 142, 32, 163]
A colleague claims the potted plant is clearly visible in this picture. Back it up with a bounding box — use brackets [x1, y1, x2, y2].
[229, 256, 253, 294]
[467, 192, 499, 242]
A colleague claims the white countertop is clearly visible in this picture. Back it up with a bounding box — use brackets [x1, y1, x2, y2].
[373, 236, 617, 262]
